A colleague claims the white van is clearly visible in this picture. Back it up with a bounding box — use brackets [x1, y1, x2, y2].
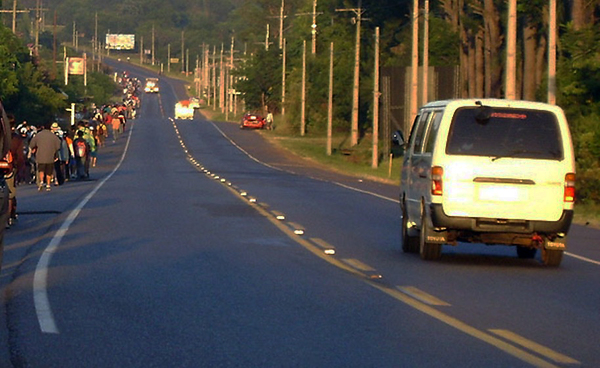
[399, 99, 576, 266]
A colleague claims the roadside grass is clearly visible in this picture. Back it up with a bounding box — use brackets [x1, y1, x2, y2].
[573, 202, 600, 228]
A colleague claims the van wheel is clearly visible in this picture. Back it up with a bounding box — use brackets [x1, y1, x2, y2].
[401, 204, 419, 253]
[420, 212, 442, 260]
[516, 246, 537, 259]
[541, 248, 563, 267]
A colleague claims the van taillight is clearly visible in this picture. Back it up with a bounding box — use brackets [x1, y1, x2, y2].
[564, 173, 576, 202]
[431, 166, 443, 196]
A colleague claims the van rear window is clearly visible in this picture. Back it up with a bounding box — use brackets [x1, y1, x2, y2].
[446, 107, 563, 160]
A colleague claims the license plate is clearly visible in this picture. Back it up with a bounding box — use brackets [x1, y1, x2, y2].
[478, 186, 524, 202]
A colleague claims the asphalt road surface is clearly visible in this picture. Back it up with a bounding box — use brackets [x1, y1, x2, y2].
[0, 62, 598, 367]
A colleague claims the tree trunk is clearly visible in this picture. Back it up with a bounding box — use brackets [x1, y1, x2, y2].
[475, 28, 485, 97]
[570, 0, 586, 30]
[484, 0, 503, 98]
[535, 33, 547, 93]
[440, 0, 462, 32]
[522, 20, 537, 101]
[460, 27, 470, 97]
[468, 34, 476, 96]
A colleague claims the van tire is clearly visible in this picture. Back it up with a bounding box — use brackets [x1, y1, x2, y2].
[541, 248, 563, 267]
[516, 246, 537, 259]
[420, 212, 442, 260]
[401, 204, 419, 253]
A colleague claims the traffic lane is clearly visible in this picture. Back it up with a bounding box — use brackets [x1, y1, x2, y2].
[4, 116, 528, 367]
[173, 118, 398, 258]
[173, 116, 598, 365]
[210, 117, 401, 201]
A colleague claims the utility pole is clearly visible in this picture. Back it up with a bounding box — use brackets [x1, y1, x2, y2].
[336, 2, 364, 146]
[12, 0, 17, 33]
[311, 0, 318, 54]
[168, 43, 171, 73]
[372, 27, 380, 169]
[212, 45, 217, 111]
[297, 0, 321, 55]
[94, 12, 98, 70]
[181, 31, 185, 73]
[265, 24, 270, 51]
[140, 36, 144, 64]
[34, 0, 41, 53]
[13, 0, 17, 34]
[279, 0, 286, 49]
[230, 36, 235, 113]
[422, 0, 429, 105]
[505, 0, 517, 99]
[548, 0, 557, 105]
[409, 0, 419, 129]
[0, 0, 29, 35]
[301, 40, 307, 136]
[220, 44, 225, 111]
[152, 24, 155, 66]
[327, 42, 334, 156]
[281, 38, 286, 116]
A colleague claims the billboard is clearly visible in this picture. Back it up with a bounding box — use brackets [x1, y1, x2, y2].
[105, 34, 135, 50]
[67, 57, 85, 75]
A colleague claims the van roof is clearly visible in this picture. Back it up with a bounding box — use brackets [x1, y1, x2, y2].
[420, 99, 561, 112]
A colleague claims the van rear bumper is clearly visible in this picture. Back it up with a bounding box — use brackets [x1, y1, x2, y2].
[430, 204, 573, 234]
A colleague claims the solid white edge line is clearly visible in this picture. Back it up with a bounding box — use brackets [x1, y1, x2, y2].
[565, 251, 600, 265]
[33, 124, 134, 334]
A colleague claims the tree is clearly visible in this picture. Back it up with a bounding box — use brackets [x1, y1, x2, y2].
[235, 47, 282, 112]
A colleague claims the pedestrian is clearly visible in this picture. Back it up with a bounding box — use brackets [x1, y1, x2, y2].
[73, 130, 89, 180]
[111, 111, 121, 142]
[89, 126, 98, 167]
[29, 122, 61, 191]
[6, 122, 26, 226]
[76, 121, 96, 177]
[266, 111, 274, 130]
[96, 120, 108, 147]
[15, 125, 31, 185]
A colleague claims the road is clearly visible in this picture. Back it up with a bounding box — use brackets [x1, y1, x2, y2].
[0, 62, 598, 367]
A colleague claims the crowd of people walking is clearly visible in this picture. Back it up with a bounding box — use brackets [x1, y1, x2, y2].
[4, 100, 137, 228]
[3, 72, 141, 229]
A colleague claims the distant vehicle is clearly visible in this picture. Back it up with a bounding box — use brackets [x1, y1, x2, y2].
[189, 97, 201, 109]
[240, 113, 266, 129]
[144, 78, 159, 93]
[400, 99, 575, 267]
[174, 100, 194, 120]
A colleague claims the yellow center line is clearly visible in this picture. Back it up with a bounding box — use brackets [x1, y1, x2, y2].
[342, 258, 376, 272]
[369, 282, 562, 368]
[396, 286, 451, 306]
[489, 329, 580, 365]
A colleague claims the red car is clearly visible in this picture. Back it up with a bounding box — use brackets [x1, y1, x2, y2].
[240, 113, 266, 129]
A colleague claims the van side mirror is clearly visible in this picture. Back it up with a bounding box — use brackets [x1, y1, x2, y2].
[392, 130, 405, 146]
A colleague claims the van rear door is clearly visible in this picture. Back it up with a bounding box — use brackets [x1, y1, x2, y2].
[440, 106, 568, 222]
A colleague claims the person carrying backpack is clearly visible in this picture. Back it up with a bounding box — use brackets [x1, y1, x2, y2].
[73, 130, 89, 180]
[96, 121, 108, 147]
